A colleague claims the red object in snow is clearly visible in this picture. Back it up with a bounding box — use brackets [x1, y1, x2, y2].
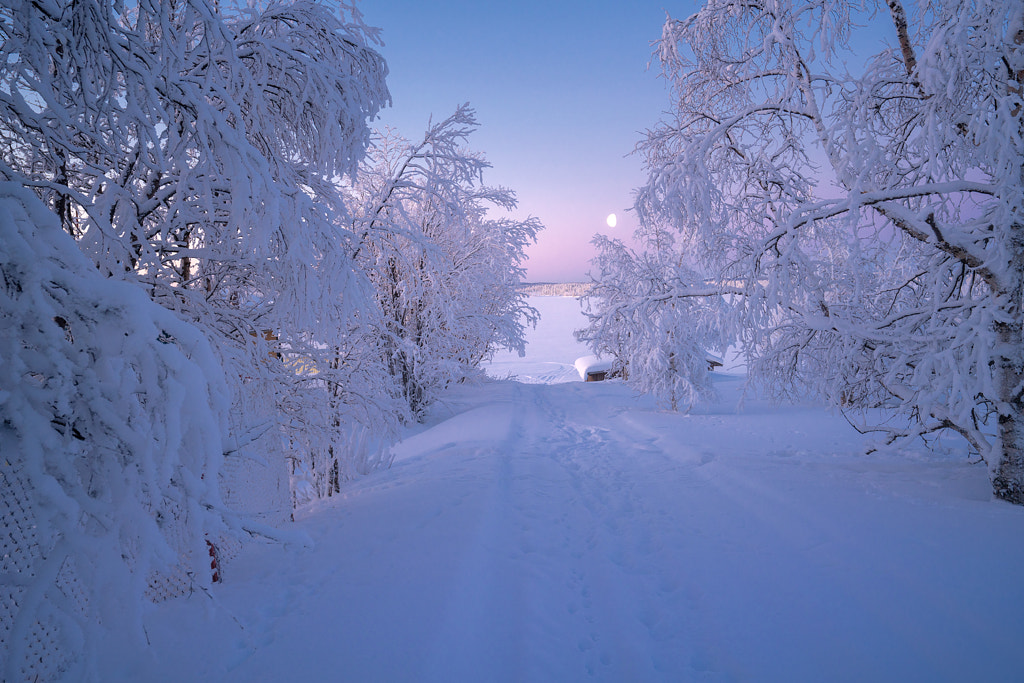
[206, 540, 221, 583]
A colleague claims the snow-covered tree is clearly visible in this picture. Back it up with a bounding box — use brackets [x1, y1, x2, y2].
[581, 0, 1024, 503]
[1, 0, 393, 674]
[579, 224, 732, 411]
[350, 106, 541, 418]
[0, 0, 395, 484]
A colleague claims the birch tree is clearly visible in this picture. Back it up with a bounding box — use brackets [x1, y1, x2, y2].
[582, 0, 1024, 503]
[579, 224, 732, 411]
[0, 0, 393, 493]
[350, 106, 541, 418]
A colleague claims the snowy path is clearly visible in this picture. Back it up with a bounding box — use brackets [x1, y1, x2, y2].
[113, 377, 1024, 682]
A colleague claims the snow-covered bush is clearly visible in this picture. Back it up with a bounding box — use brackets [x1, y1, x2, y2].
[0, 0, 394, 479]
[585, 0, 1024, 502]
[0, 0, 402, 493]
[0, 183, 232, 680]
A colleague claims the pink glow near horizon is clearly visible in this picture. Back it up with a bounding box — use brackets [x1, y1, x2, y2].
[360, 1, 669, 284]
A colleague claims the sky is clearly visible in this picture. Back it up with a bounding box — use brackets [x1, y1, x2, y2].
[358, 1, 679, 283]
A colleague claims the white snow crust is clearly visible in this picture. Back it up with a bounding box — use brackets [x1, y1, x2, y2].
[99, 296, 1024, 681]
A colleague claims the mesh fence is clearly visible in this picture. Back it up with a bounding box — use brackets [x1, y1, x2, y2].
[2, 429, 291, 681]
[2, 465, 80, 682]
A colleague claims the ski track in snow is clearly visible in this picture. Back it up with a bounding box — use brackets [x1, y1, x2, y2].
[106, 299, 1024, 682]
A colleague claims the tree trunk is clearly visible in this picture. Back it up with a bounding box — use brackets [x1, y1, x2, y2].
[885, 0, 918, 82]
[992, 318, 1024, 503]
[994, 421, 1024, 504]
[998, 26, 1024, 503]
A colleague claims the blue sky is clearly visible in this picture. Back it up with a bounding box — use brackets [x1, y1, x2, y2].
[359, 0, 680, 282]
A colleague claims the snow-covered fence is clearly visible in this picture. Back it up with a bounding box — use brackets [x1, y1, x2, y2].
[1, 183, 238, 680]
[0, 463, 247, 681]
[1, 465, 85, 682]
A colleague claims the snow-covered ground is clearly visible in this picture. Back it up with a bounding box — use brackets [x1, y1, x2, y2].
[105, 297, 1024, 681]
[483, 295, 595, 383]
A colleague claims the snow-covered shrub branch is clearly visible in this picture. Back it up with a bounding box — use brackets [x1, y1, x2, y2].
[583, 0, 1024, 502]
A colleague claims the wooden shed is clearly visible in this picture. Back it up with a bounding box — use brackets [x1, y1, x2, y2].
[574, 355, 614, 382]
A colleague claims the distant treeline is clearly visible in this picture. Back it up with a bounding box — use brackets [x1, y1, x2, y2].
[519, 282, 593, 297]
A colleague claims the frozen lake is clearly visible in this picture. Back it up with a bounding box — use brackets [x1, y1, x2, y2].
[483, 295, 595, 383]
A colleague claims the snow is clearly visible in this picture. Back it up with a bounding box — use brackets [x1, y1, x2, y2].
[574, 355, 612, 380]
[100, 296, 1024, 682]
[484, 296, 593, 383]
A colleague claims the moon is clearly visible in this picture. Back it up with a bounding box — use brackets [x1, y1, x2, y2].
[606, 213, 617, 228]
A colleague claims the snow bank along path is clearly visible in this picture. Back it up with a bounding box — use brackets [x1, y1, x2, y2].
[110, 299, 1024, 682]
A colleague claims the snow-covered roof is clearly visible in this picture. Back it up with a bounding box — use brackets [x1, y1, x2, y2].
[574, 355, 613, 380]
